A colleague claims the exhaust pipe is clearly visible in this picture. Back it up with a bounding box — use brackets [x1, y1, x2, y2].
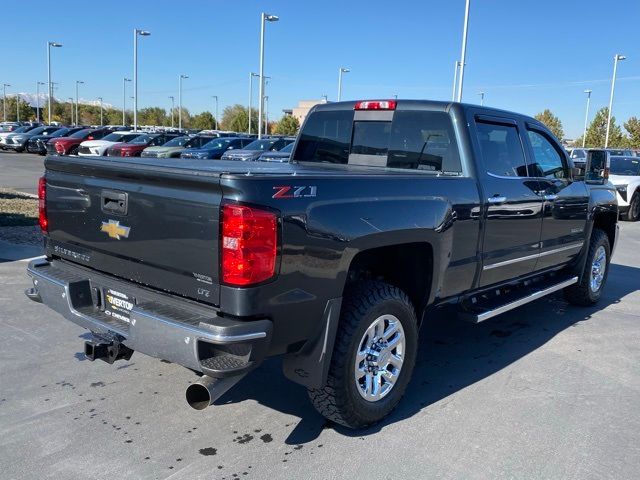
[186, 374, 246, 410]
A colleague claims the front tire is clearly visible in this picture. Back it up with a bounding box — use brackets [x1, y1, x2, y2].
[564, 229, 610, 306]
[623, 193, 640, 222]
[307, 281, 418, 429]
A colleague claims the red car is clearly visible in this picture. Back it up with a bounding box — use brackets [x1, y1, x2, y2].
[47, 128, 113, 156]
[106, 132, 180, 157]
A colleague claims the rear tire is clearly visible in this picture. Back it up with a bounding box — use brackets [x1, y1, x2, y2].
[623, 193, 639, 222]
[68, 145, 79, 156]
[564, 229, 610, 306]
[307, 281, 418, 429]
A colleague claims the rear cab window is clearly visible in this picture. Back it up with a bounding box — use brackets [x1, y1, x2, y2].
[293, 105, 462, 174]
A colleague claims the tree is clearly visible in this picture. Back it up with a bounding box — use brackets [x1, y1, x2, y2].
[273, 115, 300, 135]
[624, 117, 640, 149]
[191, 111, 216, 130]
[583, 107, 626, 148]
[1, 96, 35, 122]
[534, 109, 564, 141]
[138, 107, 167, 127]
[220, 104, 258, 133]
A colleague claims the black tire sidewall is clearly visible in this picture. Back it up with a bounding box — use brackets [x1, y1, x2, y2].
[585, 232, 611, 302]
[628, 194, 640, 222]
[340, 294, 418, 425]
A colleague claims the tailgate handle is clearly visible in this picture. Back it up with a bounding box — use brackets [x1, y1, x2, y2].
[101, 190, 128, 215]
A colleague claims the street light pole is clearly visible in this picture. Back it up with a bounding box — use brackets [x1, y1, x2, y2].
[178, 74, 188, 131]
[168, 96, 175, 128]
[36, 81, 45, 123]
[264, 95, 269, 135]
[47, 41, 62, 125]
[456, 0, 471, 102]
[582, 89, 592, 148]
[478, 91, 484, 106]
[98, 97, 103, 126]
[258, 12, 279, 139]
[248, 72, 258, 134]
[133, 29, 151, 132]
[68, 97, 74, 125]
[75, 80, 84, 126]
[16, 93, 20, 123]
[123, 77, 131, 127]
[2, 84, 10, 122]
[605, 54, 626, 148]
[338, 67, 350, 101]
[452, 61, 460, 101]
[212, 95, 218, 130]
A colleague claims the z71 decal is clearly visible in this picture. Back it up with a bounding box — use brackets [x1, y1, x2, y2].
[272, 185, 317, 199]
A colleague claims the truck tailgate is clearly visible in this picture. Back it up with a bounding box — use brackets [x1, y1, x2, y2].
[44, 156, 223, 306]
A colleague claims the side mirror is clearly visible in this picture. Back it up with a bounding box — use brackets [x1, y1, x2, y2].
[585, 150, 609, 185]
[227, 146, 234, 150]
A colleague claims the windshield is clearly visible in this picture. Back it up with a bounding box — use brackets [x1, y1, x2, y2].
[49, 128, 70, 138]
[102, 132, 129, 142]
[12, 126, 31, 134]
[186, 136, 215, 148]
[610, 157, 640, 176]
[201, 139, 232, 150]
[69, 129, 93, 139]
[571, 149, 586, 159]
[25, 126, 47, 135]
[162, 136, 190, 147]
[244, 139, 277, 151]
[129, 134, 154, 145]
[608, 149, 630, 156]
[277, 143, 294, 153]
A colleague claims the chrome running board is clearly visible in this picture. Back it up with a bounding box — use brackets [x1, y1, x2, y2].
[460, 276, 579, 324]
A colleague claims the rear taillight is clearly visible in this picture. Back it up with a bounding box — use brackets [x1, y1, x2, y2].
[354, 100, 397, 110]
[221, 204, 277, 286]
[55, 142, 65, 154]
[38, 176, 48, 233]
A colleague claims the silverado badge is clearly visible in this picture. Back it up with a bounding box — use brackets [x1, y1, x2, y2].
[100, 220, 131, 240]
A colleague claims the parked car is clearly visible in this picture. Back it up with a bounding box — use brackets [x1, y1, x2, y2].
[257, 142, 295, 162]
[47, 128, 113, 156]
[3, 126, 62, 152]
[220, 137, 296, 161]
[609, 156, 640, 221]
[0, 122, 22, 133]
[607, 149, 634, 157]
[0, 125, 38, 149]
[78, 132, 141, 157]
[569, 148, 587, 168]
[105, 133, 181, 157]
[141, 135, 216, 158]
[26, 127, 84, 155]
[27, 99, 618, 429]
[179, 137, 254, 159]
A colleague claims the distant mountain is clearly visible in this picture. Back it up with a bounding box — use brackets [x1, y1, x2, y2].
[8, 92, 113, 109]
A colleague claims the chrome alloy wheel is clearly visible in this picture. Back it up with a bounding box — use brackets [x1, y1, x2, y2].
[354, 314, 405, 402]
[590, 245, 607, 293]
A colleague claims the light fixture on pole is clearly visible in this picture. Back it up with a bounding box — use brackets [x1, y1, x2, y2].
[258, 12, 279, 139]
[178, 74, 188, 131]
[123, 77, 131, 127]
[36, 81, 45, 123]
[605, 54, 625, 148]
[47, 42, 62, 125]
[582, 89, 592, 148]
[456, 0, 471, 102]
[16, 93, 20, 122]
[75, 80, 84, 126]
[2, 83, 10, 122]
[338, 67, 350, 101]
[133, 29, 151, 131]
[168, 96, 175, 128]
[478, 91, 484, 106]
[452, 60, 461, 101]
[98, 97, 103, 126]
[212, 95, 219, 130]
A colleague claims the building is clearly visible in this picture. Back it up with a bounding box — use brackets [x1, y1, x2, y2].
[286, 99, 329, 126]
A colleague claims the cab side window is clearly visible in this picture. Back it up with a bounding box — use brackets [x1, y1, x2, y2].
[527, 130, 566, 179]
[476, 122, 528, 177]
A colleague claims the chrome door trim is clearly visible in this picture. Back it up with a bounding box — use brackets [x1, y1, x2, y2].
[483, 241, 584, 271]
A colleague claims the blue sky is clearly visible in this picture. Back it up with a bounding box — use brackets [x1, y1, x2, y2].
[3, 0, 639, 137]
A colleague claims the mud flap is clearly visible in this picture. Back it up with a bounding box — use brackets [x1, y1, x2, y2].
[282, 297, 342, 389]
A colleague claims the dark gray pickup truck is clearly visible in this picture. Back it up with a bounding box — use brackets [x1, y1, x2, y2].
[26, 100, 618, 428]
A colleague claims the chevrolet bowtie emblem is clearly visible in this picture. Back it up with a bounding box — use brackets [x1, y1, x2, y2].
[100, 220, 131, 240]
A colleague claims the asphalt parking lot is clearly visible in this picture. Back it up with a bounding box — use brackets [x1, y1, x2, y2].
[1, 151, 640, 479]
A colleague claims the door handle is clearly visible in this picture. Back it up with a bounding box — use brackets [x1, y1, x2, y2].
[487, 195, 507, 204]
[543, 194, 558, 201]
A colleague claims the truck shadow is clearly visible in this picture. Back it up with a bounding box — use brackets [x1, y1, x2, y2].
[218, 262, 639, 444]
